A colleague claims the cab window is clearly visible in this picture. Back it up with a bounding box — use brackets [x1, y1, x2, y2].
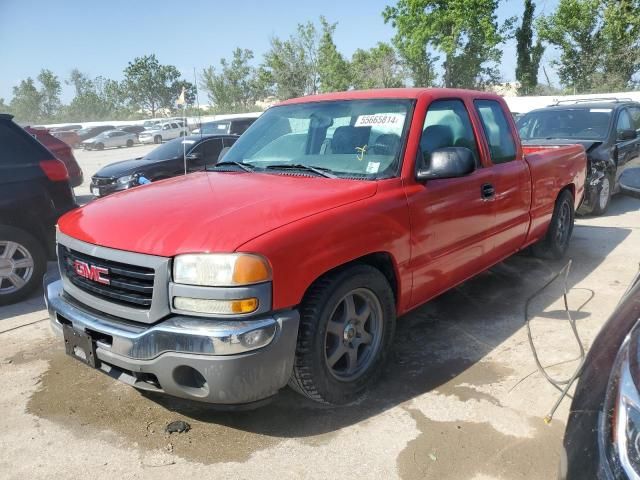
[419, 99, 480, 168]
[474, 100, 517, 164]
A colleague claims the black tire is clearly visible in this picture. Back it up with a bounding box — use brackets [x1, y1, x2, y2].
[126, 139, 134, 147]
[0, 226, 46, 306]
[96, 142, 104, 150]
[289, 264, 396, 404]
[154, 135, 162, 144]
[532, 190, 575, 260]
[591, 173, 613, 216]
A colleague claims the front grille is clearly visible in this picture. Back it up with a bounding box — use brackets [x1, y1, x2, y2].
[59, 246, 155, 309]
[91, 177, 115, 186]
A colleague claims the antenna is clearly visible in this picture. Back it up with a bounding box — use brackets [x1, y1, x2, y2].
[193, 67, 202, 141]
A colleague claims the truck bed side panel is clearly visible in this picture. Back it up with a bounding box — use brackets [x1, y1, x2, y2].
[522, 144, 587, 244]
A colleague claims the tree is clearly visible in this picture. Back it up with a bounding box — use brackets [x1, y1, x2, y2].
[263, 21, 320, 99]
[384, 0, 511, 89]
[515, 0, 544, 95]
[122, 54, 186, 116]
[63, 70, 132, 122]
[317, 17, 351, 92]
[537, 0, 603, 93]
[0, 98, 10, 114]
[10, 78, 42, 123]
[37, 69, 62, 119]
[351, 42, 406, 89]
[600, 0, 640, 90]
[202, 48, 264, 112]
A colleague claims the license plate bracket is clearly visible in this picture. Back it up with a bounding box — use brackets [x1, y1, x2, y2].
[63, 324, 99, 368]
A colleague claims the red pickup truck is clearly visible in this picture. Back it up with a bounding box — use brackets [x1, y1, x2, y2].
[45, 89, 586, 406]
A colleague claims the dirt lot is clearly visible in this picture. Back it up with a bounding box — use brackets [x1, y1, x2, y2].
[1, 145, 640, 479]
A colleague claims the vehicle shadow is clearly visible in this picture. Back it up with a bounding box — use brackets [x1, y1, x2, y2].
[0, 262, 57, 322]
[595, 194, 640, 217]
[145, 224, 632, 438]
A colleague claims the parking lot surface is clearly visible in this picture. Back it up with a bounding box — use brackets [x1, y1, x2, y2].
[1, 146, 640, 479]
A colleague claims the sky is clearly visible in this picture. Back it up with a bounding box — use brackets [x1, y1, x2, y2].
[0, 0, 560, 103]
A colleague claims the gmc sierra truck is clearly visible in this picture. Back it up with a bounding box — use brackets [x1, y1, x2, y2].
[45, 89, 587, 406]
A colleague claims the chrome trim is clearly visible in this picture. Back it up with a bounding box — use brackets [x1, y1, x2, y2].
[47, 278, 278, 359]
[56, 231, 170, 324]
[169, 281, 272, 317]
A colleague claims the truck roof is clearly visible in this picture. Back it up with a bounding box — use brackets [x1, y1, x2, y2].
[277, 88, 503, 105]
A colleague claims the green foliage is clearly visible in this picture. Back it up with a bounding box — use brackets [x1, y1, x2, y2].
[201, 48, 265, 112]
[262, 21, 320, 99]
[37, 69, 62, 119]
[515, 0, 544, 95]
[122, 54, 188, 116]
[63, 70, 131, 122]
[351, 42, 406, 89]
[600, 0, 640, 90]
[537, 0, 603, 92]
[10, 78, 43, 123]
[384, 0, 512, 89]
[317, 17, 351, 92]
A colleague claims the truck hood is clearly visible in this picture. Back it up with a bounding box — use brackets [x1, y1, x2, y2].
[58, 172, 377, 256]
[93, 158, 155, 178]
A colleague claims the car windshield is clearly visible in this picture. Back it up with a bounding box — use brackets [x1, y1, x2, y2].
[143, 137, 196, 160]
[518, 108, 613, 140]
[201, 122, 230, 134]
[220, 99, 412, 179]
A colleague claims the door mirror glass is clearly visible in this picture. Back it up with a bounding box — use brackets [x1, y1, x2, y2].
[416, 147, 475, 181]
[186, 152, 202, 161]
[618, 129, 637, 141]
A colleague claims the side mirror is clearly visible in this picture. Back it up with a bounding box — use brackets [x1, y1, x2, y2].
[218, 147, 231, 161]
[416, 147, 476, 181]
[186, 152, 202, 161]
[618, 129, 637, 141]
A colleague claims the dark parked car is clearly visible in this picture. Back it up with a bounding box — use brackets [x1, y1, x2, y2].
[90, 134, 237, 197]
[24, 126, 84, 187]
[0, 114, 77, 305]
[119, 125, 146, 137]
[561, 270, 640, 479]
[517, 99, 640, 215]
[75, 125, 115, 145]
[50, 124, 82, 132]
[191, 116, 257, 136]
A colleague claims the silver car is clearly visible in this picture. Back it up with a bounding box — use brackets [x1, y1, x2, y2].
[82, 130, 138, 150]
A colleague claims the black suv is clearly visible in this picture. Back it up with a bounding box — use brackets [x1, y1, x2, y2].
[90, 134, 238, 197]
[517, 99, 640, 215]
[0, 114, 77, 305]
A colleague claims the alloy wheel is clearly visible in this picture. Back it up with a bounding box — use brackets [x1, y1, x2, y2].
[0, 241, 35, 295]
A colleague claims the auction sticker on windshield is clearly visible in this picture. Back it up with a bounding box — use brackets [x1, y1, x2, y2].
[355, 113, 404, 127]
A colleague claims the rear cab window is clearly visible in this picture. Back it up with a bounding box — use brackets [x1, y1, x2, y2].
[474, 99, 517, 164]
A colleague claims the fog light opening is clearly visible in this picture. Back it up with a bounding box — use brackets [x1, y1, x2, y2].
[173, 365, 210, 397]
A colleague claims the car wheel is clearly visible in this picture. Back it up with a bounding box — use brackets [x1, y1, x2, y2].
[592, 174, 613, 215]
[289, 264, 396, 404]
[126, 139, 134, 147]
[0, 226, 46, 306]
[96, 142, 104, 150]
[532, 190, 575, 260]
[154, 135, 162, 144]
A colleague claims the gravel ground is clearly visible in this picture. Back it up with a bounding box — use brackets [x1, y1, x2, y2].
[1, 145, 639, 480]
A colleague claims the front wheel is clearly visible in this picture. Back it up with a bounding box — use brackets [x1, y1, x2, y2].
[591, 174, 613, 215]
[0, 226, 46, 306]
[289, 264, 396, 404]
[126, 139, 134, 147]
[154, 135, 162, 144]
[96, 142, 104, 150]
[532, 190, 575, 260]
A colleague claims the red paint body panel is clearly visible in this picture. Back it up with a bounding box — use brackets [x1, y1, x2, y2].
[57, 88, 588, 315]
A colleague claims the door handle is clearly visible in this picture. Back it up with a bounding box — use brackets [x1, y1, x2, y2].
[481, 183, 495, 200]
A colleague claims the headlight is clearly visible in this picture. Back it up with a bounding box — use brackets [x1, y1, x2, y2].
[173, 253, 271, 287]
[117, 174, 135, 185]
[611, 340, 640, 479]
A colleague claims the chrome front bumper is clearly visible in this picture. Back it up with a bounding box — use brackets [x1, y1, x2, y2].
[45, 275, 300, 405]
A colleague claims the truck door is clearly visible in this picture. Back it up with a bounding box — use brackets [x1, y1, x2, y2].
[405, 99, 496, 306]
[473, 99, 531, 258]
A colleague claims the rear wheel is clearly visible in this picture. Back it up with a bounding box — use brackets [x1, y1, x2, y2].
[532, 190, 575, 260]
[591, 173, 613, 215]
[289, 264, 396, 404]
[0, 226, 46, 306]
[126, 139, 134, 147]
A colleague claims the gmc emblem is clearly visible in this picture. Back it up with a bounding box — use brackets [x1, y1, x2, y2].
[73, 260, 110, 285]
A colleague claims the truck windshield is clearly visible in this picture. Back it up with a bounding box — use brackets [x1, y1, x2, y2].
[518, 108, 612, 140]
[219, 99, 413, 179]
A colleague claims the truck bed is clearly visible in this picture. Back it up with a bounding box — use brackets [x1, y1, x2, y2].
[523, 144, 587, 243]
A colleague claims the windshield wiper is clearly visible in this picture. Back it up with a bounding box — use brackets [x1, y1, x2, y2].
[211, 161, 255, 173]
[265, 164, 337, 179]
